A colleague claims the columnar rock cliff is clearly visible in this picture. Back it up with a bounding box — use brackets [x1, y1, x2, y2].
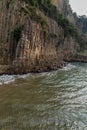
[0, 0, 86, 73]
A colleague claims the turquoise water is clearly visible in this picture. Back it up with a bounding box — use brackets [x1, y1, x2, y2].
[0, 63, 87, 130]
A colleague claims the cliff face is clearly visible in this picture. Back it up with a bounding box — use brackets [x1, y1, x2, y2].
[0, 0, 85, 73]
[13, 17, 63, 71]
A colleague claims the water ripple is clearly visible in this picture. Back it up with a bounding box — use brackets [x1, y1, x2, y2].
[0, 63, 87, 130]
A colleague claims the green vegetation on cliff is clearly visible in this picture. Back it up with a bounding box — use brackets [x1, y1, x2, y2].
[20, 0, 77, 38]
[5, 0, 87, 49]
[12, 26, 23, 42]
[57, 13, 77, 37]
[5, 0, 87, 43]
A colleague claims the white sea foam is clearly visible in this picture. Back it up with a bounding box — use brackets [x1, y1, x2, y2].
[0, 75, 15, 85]
[61, 63, 76, 71]
[15, 73, 31, 79]
[0, 73, 31, 85]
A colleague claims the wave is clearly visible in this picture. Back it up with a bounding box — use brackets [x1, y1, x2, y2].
[0, 75, 15, 85]
[61, 63, 76, 71]
[0, 73, 31, 85]
[0, 63, 76, 85]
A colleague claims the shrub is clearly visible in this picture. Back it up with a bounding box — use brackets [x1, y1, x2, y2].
[12, 26, 23, 42]
[57, 13, 78, 37]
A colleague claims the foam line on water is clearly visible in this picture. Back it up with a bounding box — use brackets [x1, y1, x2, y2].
[61, 63, 76, 71]
[0, 64, 76, 85]
[0, 75, 15, 85]
[0, 73, 31, 85]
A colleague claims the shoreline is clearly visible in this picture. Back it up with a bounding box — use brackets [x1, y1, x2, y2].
[0, 62, 67, 75]
[1, 54, 87, 75]
[64, 54, 87, 63]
